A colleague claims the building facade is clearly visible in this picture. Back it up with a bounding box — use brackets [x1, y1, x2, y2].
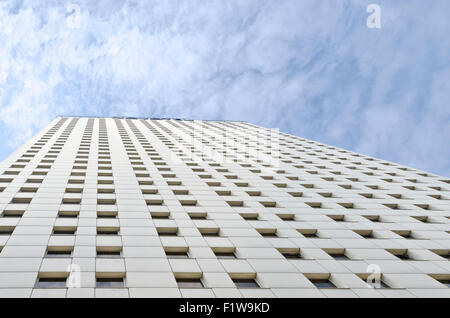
[0, 116, 449, 298]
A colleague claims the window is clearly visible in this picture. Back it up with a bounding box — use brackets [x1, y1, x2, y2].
[305, 202, 322, 208]
[279, 248, 302, 259]
[199, 228, 220, 237]
[46, 248, 73, 258]
[11, 197, 32, 204]
[328, 215, 345, 222]
[437, 280, 450, 288]
[364, 215, 381, 223]
[97, 227, 119, 235]
[173, 189, 189, 195]
[58, 211, 79, 218]
[61, 198, 81, 205]
[257, 229, 277, 237]
[151, 212, 170, 219]
[53, 227, 76, 235]
[20, 187, 38, 193]
[387, 249, 411, 260]
[240, 213, 258, 220]
[97, 249, 122, 258]
[97, 211, 117, 218]
[310, 279, 336, 289]
[233, 279, 259, 289]
[354, 230, 374, 238]
[36, 277, 67, 288]
[157, 228, 178, 236]
[330, 253, 349, 260]
[214, 251, 236, 259]
[216, 190, 232, 196]
[393, 230, 414, 239]
[96, 277, 125, 288]
[166, 251, 189, 259]
[1, 210, 24, 218]
[0, 226, 15, 235]
[146, 199, 164, 206]
[298, 229, 319, 238]
[176, 278, 203, 288]
[189, 213, 207, 220]
[277, 213, 295, 221]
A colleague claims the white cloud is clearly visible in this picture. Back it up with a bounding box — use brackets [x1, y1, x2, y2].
[0, 0, 449, 177]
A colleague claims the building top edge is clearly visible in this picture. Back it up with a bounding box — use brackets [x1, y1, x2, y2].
[56, 115, 247, 123]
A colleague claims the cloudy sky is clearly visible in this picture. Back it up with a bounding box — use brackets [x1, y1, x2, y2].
[0, 0, 449, 177]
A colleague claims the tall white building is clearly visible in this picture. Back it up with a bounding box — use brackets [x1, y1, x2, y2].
[0, 117, 448, 298]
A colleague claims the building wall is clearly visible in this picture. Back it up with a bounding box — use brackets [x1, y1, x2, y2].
[0, 117, 448, 298]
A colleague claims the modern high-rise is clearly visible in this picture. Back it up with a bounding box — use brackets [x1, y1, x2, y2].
[0, 117, 449, 298]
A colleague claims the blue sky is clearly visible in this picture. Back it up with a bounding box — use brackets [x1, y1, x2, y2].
[0, 0, 449, 177]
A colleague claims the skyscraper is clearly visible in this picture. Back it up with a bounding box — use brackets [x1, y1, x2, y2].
[0, 117, 448, 298]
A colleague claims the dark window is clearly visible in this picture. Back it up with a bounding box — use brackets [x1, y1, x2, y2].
[157, 229, 178, 236]
[166, 251, 189, 259]
[214, 252, 236, 259]
[96, 277, 124, 288]
[259, 231, 277, 237]
[1, 211, 24, 218]
[311, 279, 336, 289]
[176, 278, 203, 288]
[46, 250, 72, 258]
[189, 214, 207, 220]
[330, 254, 349, 260]
[301, 231, 318, 238]
[58, 211, 79, 218]
[396, 253, 410, 260]
[97, 228, 119, 235]
[0, 227, 14, 235]
[240, 214, 258, 220]
[233, 279, 259, 288]
[151, 214, 170, 219]
[53, 228, 76, 235]
[201, 231, 220, 237]
[97, 251, 121, 258]
[36, 277, 67, 288]
[282, 252, 302, 259]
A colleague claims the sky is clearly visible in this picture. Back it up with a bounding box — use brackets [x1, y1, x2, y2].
[0, 0, 449, 177]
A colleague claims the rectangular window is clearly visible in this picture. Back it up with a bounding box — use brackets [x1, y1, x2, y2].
[36, 277, 67, 288]
[310, 279, 336, 289]
[1, 210, 24, 218]
[53, 227, 76, 235]
[233, 279, 259, 289]
[97, 227, 119, 235]
[46, 248, 73, 258]
[97, 250, 121, 258]
[189, 213, 207, 220]
[298, 229, 319, 238]
[279, 249, 302, 259]
[96, 277, 125, 288]
[257, 229, 277, 237]
[166, 251, 189, 259]
[58, 211, 79, 218]
[240, 213, 259, 220]
[176, 278, 203, 288]
[97, 211, 117, 218]
[330, 253, 349, 260]
[151, 212, 170, 219]
[200, 229, 220, 237]
[157, 228, 178, 236]
[0, 227, 15, 235]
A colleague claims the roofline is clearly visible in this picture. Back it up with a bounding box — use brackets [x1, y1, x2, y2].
[55, 115, 248, 123]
